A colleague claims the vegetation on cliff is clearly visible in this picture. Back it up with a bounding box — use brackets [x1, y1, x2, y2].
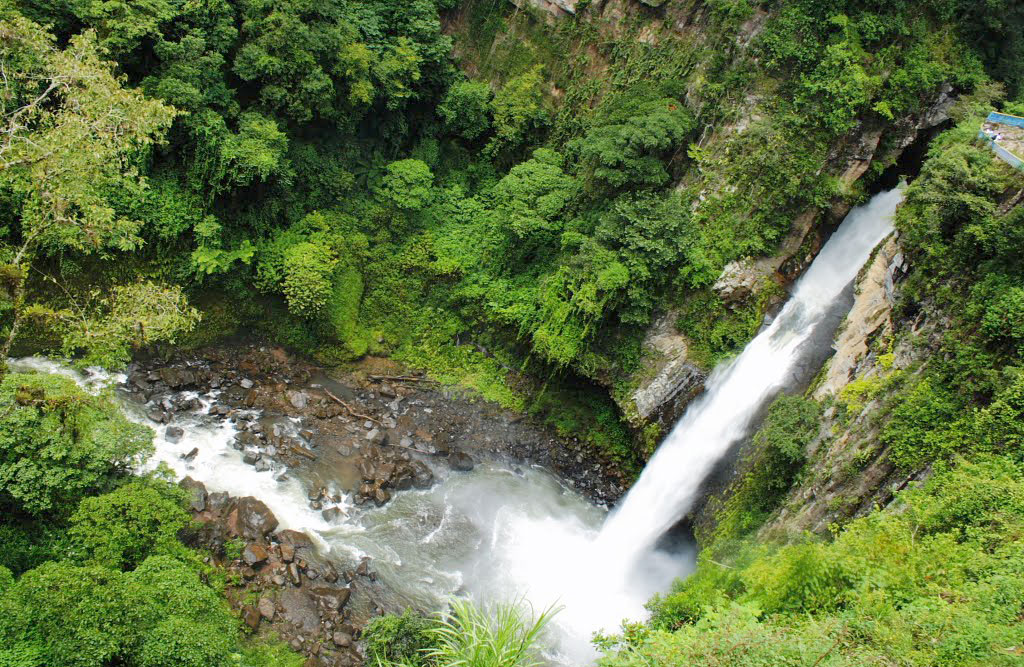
[1, 0, 1024, 664]
[600, 111, 1024, 667]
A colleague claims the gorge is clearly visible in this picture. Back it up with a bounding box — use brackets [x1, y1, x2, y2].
[1, 1, 1023, 666]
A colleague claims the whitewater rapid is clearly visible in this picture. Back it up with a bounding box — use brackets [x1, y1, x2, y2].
[596, 187, 904, 574]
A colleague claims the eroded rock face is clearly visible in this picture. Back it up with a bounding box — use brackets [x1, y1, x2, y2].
[815, 235, 904, 399]
[625, 311, 707, 428]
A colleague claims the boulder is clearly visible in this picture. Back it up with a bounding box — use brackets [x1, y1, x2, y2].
[236, 497, 279, 538]
[321, 507, 343, 522]
[158, 367, 197, 389]
[448, 450, 474, 472]
[165, 426, 185, 443]
[286, 390, 308, 410]
[242, 605, 261, 630]
[311, 586, 351, 612]
[258, 596, 276, 621]
[242, 543, 269, 566]
[181, 447, 199, 462]
[332, 632, 352, 648]
[279, 589, 320, 633]
[411, 461, 434, 489]
[178, 477, 207, 513]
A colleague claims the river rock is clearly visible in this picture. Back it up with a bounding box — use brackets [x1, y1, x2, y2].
[235, 497, 279, 538]
[365, 428, 386, 445]
[279, 588, 320, 633]
[158, 367, 197, 388]
[311, 586, 351, 612]
[181, 447, 199, 462]
[165, 425, 184, 443]
[280, 543, 296, 563]
[321, 507, 343, 522]
[242, 543, 268, 566]
[242, 450, 260, 465]
[411, 461, 433, 489]
[179, 477, 207, 512]
[242, 605, 261, 630]
[448, 450, 474, 472]
[258, 596, 276, 621]
[332, 632, 352, 648]
[286, 390, 308, 410]
[373, 487, 391, 506]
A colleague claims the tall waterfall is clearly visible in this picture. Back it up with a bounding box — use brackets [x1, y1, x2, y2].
[597, 188, 904, 572]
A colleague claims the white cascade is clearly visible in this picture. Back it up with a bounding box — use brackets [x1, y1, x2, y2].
[596, 187, 904, 574]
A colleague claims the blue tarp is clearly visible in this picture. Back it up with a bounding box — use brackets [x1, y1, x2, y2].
[981, 112, 1024, 170]
[987, 111, 1024, 128]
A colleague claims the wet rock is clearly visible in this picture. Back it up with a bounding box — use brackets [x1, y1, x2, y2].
[158, 367, 197, 389]
[242, 450, 260, 465]
[254, 459, 272, 472]
[181, 447, 199, 462]
[321, 507, 343, 522]
[311, 586, 351, 612]
[280, 589, 320, 633]
[179, 477, 207, 512]
[373, 487, 391, 506]
[355, 558, 370, 578]
[165, 426, 184, 443]
[287, 390, 309, 410]
[411, 461, 434, 489]
[448, 450, 474, 472]
[242, 605, 261, 630]
[299, 428, 314, 441]
[280, 543, 296, 563]
[146, 408, 167, 424]
[288, 562, 302, 586]
[323, 561, 339, 584]
[236, 497, 279, 538]
[207, 491, 231, 514]
[258, 596, 276, 621]
[242, 543, 268, 566]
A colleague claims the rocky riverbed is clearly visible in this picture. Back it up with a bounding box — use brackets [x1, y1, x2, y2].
[122, 344, 630, 666]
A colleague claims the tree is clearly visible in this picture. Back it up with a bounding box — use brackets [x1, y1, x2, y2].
[0, 373, 153, 517]
[486, 66, 549, 158]
[0, 16, 177, 367]
[67, 479, 190, 571]
[439, 80, 493, 141]
[377, 159, 434, 212]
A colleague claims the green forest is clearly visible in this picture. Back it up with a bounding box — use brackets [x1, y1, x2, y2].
[1, 0, 1024, 665]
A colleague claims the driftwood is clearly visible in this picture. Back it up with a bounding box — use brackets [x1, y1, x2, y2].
[367, 374, 436, 383]
[323, 388, 381, 426]
[290, 444, 317, 460]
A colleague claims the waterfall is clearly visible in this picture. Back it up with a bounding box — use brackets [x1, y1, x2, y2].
[597, 188, 905, 572]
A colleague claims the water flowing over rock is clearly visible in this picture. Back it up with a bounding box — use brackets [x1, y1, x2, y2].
[598, 188, 905, 571]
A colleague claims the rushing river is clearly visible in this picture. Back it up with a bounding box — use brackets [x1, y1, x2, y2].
[9, 188, 903, 666]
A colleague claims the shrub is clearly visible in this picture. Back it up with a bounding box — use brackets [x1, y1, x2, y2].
[0, 373, 153, 517]
[362, 609, 436, 667]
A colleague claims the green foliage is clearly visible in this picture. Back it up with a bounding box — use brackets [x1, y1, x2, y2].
[0, 373, 152, 516]
[571, 90, 694, 192]
[281, 241, 338, 319]
[486, 65, 548, 159]
[66, 479, 190, 571]
[423, 598, 559, 667]
[363, 609, 436, 667]
[378, 159, 435, 212]
[439, 80, 493, 141]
